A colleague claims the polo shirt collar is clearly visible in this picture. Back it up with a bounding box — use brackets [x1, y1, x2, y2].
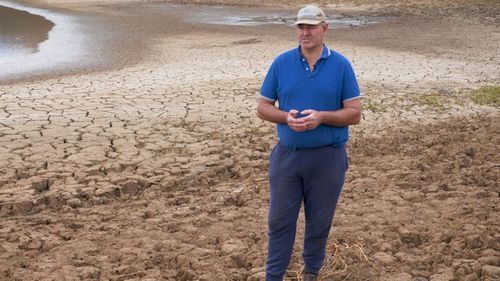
[298, 44, 332, 59]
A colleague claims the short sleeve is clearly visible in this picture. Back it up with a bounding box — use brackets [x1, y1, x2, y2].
[260, 60, 278, 101]
[341, 61, 360, 103]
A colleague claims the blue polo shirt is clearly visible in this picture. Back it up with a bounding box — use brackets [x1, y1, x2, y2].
[261, 45, 360, 149]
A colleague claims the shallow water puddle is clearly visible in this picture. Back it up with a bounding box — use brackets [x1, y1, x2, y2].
[0, 5, 53, 55]
[0, 0, 88, 82]
[142, 4, 378, 27]
[194, 9, 374, 27]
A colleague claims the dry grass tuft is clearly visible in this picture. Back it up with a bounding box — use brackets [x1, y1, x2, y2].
[319, 240, 373, 280]
[285, 239, 374, 281]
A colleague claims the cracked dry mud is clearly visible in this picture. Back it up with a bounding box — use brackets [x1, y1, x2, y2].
[1, 0, 499, 280]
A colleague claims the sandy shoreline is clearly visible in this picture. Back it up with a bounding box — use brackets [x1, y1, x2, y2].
[1, 0, 499, 280]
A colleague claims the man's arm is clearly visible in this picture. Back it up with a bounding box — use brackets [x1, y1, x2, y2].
[300, 99, 362, 130]
[257, 97, 361, 131]
[256, 97, 308, 132]
[256, 97, 287, 124]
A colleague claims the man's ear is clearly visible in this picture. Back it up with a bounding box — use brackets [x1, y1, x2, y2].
[322, 23, 329, 33]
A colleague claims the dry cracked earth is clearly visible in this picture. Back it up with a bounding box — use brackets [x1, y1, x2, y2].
[0, 0, 499, 280]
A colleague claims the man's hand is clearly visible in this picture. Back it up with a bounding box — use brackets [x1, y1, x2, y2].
[300, 109, 323, 130]
[286, 109, 307, 132]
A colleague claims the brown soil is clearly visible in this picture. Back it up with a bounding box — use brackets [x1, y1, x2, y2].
[0, 0, 499, 280]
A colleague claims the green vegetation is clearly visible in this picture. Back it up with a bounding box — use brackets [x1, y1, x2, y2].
[364, 100, 387, 113]
[471, 86, 500, 106]
[414, 93, 447, 110]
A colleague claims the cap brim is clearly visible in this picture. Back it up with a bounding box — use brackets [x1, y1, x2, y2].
[294, 19, 323, 25]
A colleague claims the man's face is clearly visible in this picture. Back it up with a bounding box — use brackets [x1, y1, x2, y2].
[296, 23, 328, 51]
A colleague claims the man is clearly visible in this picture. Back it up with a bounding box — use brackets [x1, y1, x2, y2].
[256, 4, 362, 281]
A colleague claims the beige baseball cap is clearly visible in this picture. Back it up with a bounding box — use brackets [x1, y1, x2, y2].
[294, 4, 327, 25]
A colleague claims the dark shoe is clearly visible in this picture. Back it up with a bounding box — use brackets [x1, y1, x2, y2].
[304, 272, 318, 281]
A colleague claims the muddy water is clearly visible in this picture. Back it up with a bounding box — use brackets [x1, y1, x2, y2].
[0, 5, 54, 53]
[0, 0, 92, 83]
